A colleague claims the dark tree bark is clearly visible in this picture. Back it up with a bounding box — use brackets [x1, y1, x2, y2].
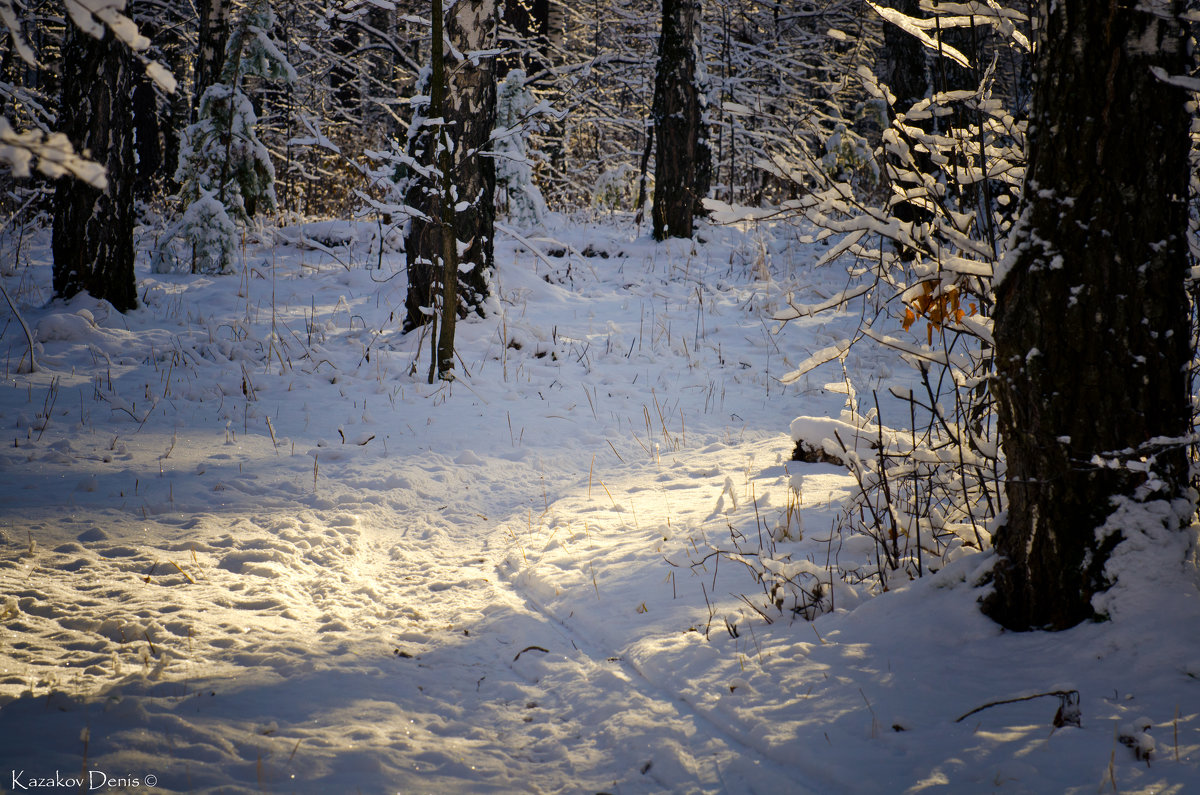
[500, 0, 551, 77]
[504, 0, 549, 40]
[132, 77, 162, 197]
[328, 18, 363, 114]
[651, 0, 710, 241]
[51, 23, 137, 313]
[194, 0, 230, 121]
[984, 0, 1192, 630]
[403, 0, 500, 333]
[876, 0, 929, 255]
[878, 0, 926, 113]
[421, 0, 459, 383]
[128, 0, 178, 198]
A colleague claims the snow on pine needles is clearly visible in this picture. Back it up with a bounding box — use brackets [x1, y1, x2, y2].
[0, 214, 1198, 793]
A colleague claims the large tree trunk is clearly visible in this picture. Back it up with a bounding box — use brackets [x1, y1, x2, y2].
[52, 23, 137, 313]
[651, 0, 710, 241]
[403, 0, 499, 332]
[984, 0, 1192, 630]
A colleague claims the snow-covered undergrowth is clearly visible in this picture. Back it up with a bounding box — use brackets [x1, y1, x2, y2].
[1, 214, 1198, 793]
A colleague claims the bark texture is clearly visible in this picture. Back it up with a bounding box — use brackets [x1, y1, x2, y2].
[879, 0, 927, 112]
[404, 0, 499, 332]
[132, 77, 162, 196]
[52, 23, 137, 312]
[877, 0, 929, 254]
[194, 0, 230, 121]
[651, 0, 710, 241]
[985, 0, 1192, 630]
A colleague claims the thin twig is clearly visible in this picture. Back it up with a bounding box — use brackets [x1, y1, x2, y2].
[954, 690, 1079, 723]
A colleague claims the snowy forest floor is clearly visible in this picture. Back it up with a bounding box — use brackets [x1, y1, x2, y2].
[1, 213, 1199, 794]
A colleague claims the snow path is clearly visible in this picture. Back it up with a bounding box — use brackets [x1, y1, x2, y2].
[0, 414, 818, 792]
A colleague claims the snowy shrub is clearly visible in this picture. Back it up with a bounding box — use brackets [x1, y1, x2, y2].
[156, 85, 273, 274]
[153, 188, 238, 275]
[820, 122, 878, 188]
[747, 6, 1031, 602]
[494, 69, 546, 228]
[591, 165, 637, 214]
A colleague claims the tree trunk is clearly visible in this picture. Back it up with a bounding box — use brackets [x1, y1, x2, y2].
[51, 22, 137, 313]
[429, 0, 458, 383]
[130, 0, 164, 198]
[132, 77, 162, 198]
[651, 0, 710, 241]
[404, 0, 499, 332]
[876, 0, 929, 256]
[194, 0, 230, 121]
[500, 0, 552, 77]
[984, 0, 1192, 631]
[878, 0, 926, 113]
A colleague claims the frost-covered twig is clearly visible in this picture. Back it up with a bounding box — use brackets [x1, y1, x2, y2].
[0, 280, 37, 373]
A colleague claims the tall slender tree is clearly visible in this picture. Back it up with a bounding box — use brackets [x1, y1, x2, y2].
[429, 0, 458, 382]
[51, 19, 138, 312]
[403, 0, 500, 340]
[194, 0, 230, 120]
[984, 0, 1193, 630]
[650, 0, 710, 241]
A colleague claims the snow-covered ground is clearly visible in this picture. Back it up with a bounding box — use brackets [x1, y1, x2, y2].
[1, 214, 1198, 794]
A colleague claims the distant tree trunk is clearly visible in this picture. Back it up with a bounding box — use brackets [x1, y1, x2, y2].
[500, 0, 551, 77]
[651, 0, 710, 241]
[876, 0, 929, 257]
[404, 0, 500, 333]
[157, 18, 192, 195]
[130, 1, 164, 198]
[984, 0, 1192, 631]
[194, 0, 230, 121]
[51, 23, 137, 312]
[132, 77, 163, 198]
[878, 0, 926, 113]
[444, 0, 498, 315]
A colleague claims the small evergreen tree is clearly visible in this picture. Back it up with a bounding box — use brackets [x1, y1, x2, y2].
[180, 84, 275, 216]
[494, 68, 546, 228]
[156, 0, 294, 274]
